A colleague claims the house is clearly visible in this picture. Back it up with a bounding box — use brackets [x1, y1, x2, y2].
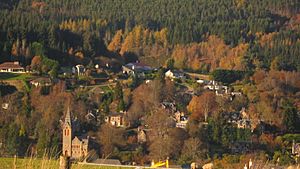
[75, 65, 86, 76]
[105, 112, 126, 127]
[122, 62, 153, 76]
[0, 61, 25, 73]
[224, 108, 252, 129]
[176, 121, 188, 129]
[137, 127, 147, 143]
[1, 103, 9, 110]
[85, 110, 97, 122]
[292, 140, 300, 156]
[174, 111, 189, 129]
[30, 77, 52, 87]
[62, 108, 91, 160]
[196, 79, 209, 84]
[165, 70, 185, 79]
[237, 119, 251, 129]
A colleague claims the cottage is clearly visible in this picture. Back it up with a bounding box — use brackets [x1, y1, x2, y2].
[224, 109, 252, 129]
[105, 112, 126, 127]
[0, 61, 25, 73]
[122, 62, 152, 76]
[165, 70, 185, 79]
[174, 112, 188, 129]
[62, 108, 91, 160]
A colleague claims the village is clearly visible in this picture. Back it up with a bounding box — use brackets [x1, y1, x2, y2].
[0, 60, 299, 169]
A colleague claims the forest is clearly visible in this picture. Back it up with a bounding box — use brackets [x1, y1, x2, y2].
[0, 0, 300, 168]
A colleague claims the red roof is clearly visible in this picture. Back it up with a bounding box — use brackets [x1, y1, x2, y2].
[0, 62, 24, 70]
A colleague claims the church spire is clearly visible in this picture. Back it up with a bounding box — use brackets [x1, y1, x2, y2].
[65, 106, 71, 125]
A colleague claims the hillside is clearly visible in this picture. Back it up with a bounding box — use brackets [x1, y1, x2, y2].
[0, 0, 300, 168]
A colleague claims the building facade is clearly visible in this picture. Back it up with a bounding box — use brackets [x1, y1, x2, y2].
[0, 61, 25, 73]
[62, 108, 90, 159]
[105, 112, 126, 127]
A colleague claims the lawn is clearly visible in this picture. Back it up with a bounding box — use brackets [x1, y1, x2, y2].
[0, 157, 59, 169]
[0, 73, 33, 81]
[0, 158, 135, 169]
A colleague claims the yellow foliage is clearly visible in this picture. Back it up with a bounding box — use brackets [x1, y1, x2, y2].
[154, 28, 168, 47]
[235, 0, 247, 8]
[171, 35, 248, 71]
[59, 18, 106, 33]
[219, 43, 249, 70]
[119, 25, 168, 55]
[259, 32, 278, 48]
[107, 30, 123, 52]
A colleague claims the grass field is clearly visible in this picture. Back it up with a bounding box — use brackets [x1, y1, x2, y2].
[0, 73, 33, 81]
[0, 158, 135, 169]
[0, 157, 59, 169]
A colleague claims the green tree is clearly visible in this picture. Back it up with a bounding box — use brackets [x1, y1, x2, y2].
[30, 42, 45, 56]
[114, 82, 123, 101]
[4, 123, 20, 156]
[117, 99, 126, 112]
[282, 101, 299, 133]
[166, 58, 174, 70]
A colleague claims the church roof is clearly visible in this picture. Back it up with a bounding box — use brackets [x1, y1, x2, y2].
[64, 107, 72, 126]
[72, 135, 89, 145]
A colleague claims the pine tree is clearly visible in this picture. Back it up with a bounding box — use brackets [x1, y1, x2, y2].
[282, 101, 299, 133]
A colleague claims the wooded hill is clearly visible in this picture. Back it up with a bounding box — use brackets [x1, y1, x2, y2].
[0, 0, 299, 72]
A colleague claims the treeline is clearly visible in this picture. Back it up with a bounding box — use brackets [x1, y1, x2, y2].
[0, 0, 299, 72]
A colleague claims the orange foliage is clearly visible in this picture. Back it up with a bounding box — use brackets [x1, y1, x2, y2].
[171, 35, 248, 71]
[258, 32, 277, 48]
[107, 30, 123, 52]
[187, 91, 217, 121]
[220, 43, 249, 70]
[119, 25, 167, 56]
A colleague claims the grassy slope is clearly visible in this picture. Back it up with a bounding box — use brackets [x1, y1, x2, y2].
[0, 73, 32, 81]
[0, 158, 134, 169]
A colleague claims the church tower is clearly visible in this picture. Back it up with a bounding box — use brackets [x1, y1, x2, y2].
[62, 107, 72, 157]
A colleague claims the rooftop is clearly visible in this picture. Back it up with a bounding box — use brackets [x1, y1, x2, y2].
[0, 62, 24, 70]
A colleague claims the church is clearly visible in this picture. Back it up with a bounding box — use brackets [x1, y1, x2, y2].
[62, 108, 90, 159]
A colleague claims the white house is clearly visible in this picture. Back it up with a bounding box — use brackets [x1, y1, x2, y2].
[105, 112, 126, 127]
[165, 70, 185, 79]
[122, 62, 153, 75]
[0, 61, 25, 73]
[75, 65, 86, 76]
